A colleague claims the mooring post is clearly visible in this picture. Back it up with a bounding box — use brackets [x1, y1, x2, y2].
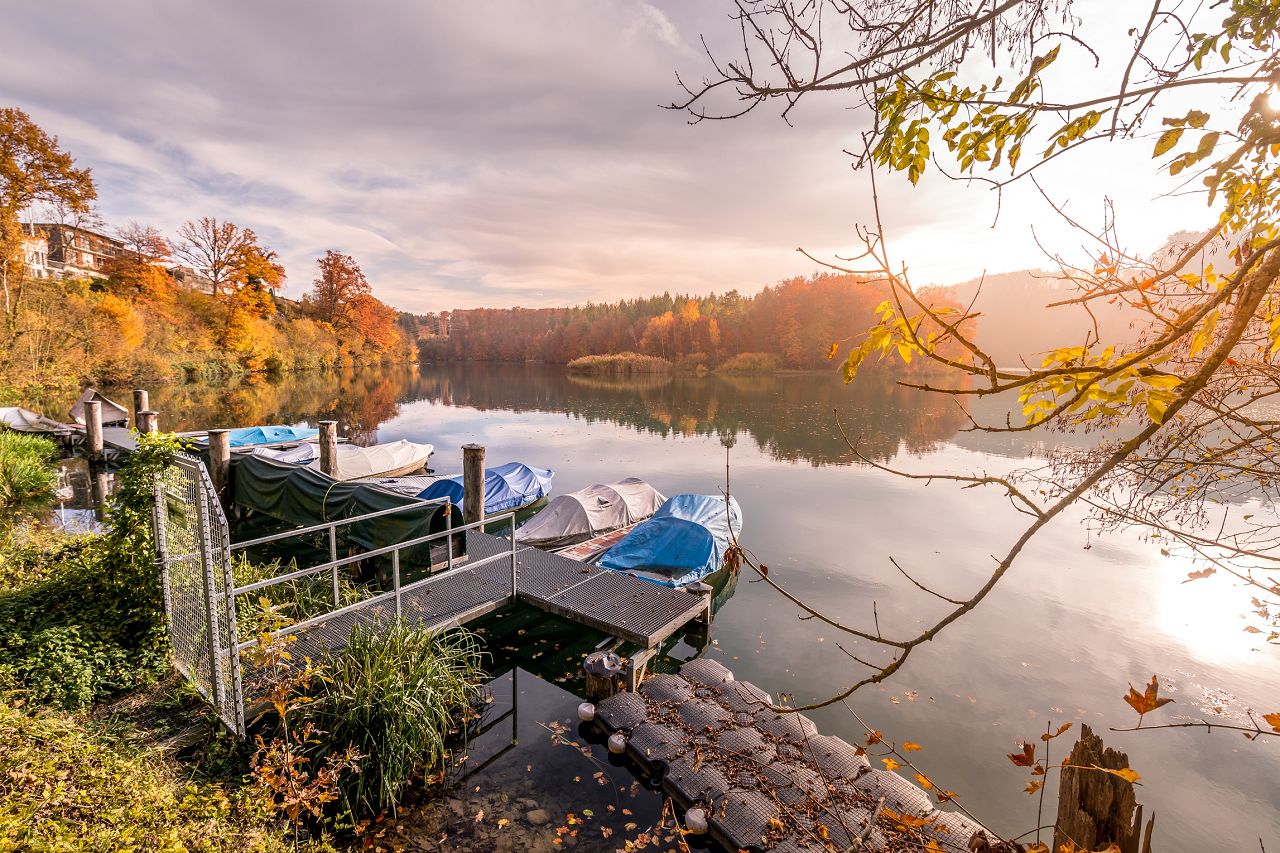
[584, 650, 623, 701]
[318, 420, 338, 477]
[132, 389, 149, 427]
[138, 410, 159, 434]
[463, 443, 485, 528]
[85, 400, 104, 466]
[207, 429, 231, 510]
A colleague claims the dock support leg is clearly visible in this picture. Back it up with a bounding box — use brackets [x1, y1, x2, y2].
[625, 647, 658, 692]
[85, 400, 104, 466]
[138, 411, 159, 434]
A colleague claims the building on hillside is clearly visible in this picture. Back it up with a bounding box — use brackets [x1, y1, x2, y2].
[168, 264, 216, 294]
[20, 227, 51, 278]
[30, 223, 124, 279]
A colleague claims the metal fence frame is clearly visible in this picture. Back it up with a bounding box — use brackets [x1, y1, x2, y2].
[154, 455, 518, 738]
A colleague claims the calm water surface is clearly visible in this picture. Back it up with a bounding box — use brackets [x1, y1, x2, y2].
[100, 364, 1280, 851]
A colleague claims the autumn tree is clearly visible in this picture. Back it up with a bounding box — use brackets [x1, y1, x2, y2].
[670, 0, 1280, 716]
[173, 217, 280, 297]
[0, 107, 96, 321]
[308, 249, 370, 324]
[106, 221, 174, 303]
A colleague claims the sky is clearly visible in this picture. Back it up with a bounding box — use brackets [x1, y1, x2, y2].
[0, 1, 1222, 313]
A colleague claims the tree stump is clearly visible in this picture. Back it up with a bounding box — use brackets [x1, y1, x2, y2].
[1054, 724, 1155, 853]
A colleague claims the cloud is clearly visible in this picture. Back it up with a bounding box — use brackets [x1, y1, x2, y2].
[0, 0, 1212, 312]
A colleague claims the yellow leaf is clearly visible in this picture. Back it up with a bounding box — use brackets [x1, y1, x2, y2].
[915, 773, 934, 790]
[1263, 712, 1280, 733]
[881, 757, 901, 771]
[903, 741, 922, 752]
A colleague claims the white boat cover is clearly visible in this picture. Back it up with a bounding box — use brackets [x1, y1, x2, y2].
[516, 477, 666, 548]
[251, 439, 434, 481]
[69, 388, 130, 427]
[0, 406, 71, 435]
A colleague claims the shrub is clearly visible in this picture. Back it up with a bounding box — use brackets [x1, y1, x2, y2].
[565, 352, 673, 375]
[717, 351, 779, 373]
[0, 700, 333, 852]
[0, 431, 58, 510]
[294, 621, 486, 816]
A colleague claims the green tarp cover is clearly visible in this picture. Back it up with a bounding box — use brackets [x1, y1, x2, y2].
[232, 455, 462, 562]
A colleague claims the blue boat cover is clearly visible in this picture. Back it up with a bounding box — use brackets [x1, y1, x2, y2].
[599, 494, 743, 587]
[418, 462, 554, 514]
[198, 425, 319, 448]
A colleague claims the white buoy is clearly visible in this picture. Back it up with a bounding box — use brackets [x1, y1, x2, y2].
[685, 808, 708, 834]
[608, 732, 627, 754]
[577, 702, 596, 722]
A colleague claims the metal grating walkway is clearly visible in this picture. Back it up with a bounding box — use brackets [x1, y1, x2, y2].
[286, 531, 709, 666]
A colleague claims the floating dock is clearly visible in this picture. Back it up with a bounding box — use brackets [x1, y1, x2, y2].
[591, 657, 992, 853]
[287, 530, 710, 664]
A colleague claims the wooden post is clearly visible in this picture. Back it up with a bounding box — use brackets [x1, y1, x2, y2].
[584, 651, 623, 701]
[132, 389, 149, 426]
[319, 421, 338, 477]
[138, 411, 159, 434]
[85, 400, 104, 466]
[207, 429, 231, 510]
[1054, 725, 1156, 853]
[462, 443, 485, 527]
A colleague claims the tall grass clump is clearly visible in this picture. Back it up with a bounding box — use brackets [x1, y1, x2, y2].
[0, 431, 58, 511]
[297, 621, 486, 816]
[231, 555, 369, 628]
[565, 352, 673, 375]
[716, 351, 779, 374]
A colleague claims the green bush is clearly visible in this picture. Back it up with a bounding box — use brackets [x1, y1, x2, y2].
[0, 700, 333, 852]
[0, 430, 58, 510]
[294, 621, 486, 816]
[0, 433, 184, 709]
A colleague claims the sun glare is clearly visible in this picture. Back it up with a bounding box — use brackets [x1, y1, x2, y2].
[1156, 566, 1261, 665]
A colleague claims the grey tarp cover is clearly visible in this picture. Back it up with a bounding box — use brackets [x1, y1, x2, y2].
[516, 478, 666, 549]
[251, 439, 434, 481]
[69, 388, 130, 427]
[232, 455, 462, 564]
[0, 406, 71, 435]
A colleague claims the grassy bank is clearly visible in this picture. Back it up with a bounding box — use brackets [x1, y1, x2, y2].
[0, 431, 58, 513]
[566, 352, 673, 375]
[0, 434, 489, 847]
[715, 351, 779, 374]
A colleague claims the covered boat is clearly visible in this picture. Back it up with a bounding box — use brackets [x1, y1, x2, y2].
[69, 389, 129, 427]
[0, 406, 71, 435]
[516, 478, 666, 549]
[418, 462, 554, 515]
[251, 439, 433, 481]
[598, 494, 743, 587]
[197, 424, 320, 448]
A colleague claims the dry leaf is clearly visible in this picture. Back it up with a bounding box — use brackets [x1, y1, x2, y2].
[1007, 741, 1036, 767]
[903, 741, 922, 752]
[1123, 675, 1174, 717]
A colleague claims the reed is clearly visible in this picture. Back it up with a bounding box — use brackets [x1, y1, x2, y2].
[298, 621, 486, 816]
[716, 351, 779, 374]
[565, 352, 673, 375]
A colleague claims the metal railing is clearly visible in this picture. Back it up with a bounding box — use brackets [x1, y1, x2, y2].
[231, 505, 519, 653]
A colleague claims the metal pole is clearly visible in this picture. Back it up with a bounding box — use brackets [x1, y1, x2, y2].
[446, 501, 455, 570]
[132, 389, 149, 426]
[510, 517, 518, 599]
[393, 550, 402, 618]
[319, 421, 338, 477]
[329, 526, 339, 607]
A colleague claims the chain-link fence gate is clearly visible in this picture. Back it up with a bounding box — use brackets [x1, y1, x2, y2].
[152, 454, 244, 736]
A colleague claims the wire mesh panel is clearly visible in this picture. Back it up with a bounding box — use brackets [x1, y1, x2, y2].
[153, 454, 243, 735]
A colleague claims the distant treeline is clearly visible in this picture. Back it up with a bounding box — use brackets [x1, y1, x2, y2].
[418, 273, 967, 370]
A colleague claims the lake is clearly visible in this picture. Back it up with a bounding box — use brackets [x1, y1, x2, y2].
[90, 363, 1280, 851]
